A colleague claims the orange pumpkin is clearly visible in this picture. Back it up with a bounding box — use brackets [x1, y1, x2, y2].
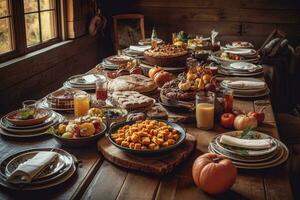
[192, 153, 237, 194]
[153, 71, 173, 87]
[148, 66, 162, 79]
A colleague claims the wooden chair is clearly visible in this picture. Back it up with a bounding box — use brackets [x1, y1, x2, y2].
[112, 14, 145, 53]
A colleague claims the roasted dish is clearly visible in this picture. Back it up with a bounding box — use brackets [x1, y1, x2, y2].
[110, 120, 181, 150]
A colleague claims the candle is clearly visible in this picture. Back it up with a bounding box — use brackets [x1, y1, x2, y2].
[74, 93, 90, 117]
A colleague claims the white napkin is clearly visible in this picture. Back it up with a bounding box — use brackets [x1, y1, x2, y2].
[7, 151, 58, 184]
[220, 135, 272, 150]
[129, 45, 151, 52]
[226, 80, 265, 89]
[230, 62, 261, 72]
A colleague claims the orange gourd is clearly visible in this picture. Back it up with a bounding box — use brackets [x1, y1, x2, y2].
[153, 71, 173, 87]
[148, 66, 162, 79]
[192, 153, 237, 195]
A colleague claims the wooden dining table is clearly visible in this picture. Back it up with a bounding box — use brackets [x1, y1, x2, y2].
[0, 66, 294, 200]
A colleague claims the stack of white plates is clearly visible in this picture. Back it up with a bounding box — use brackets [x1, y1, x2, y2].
[64, 74, 105, 91]
[218, 62, 264, 77]
[0, 148, 77, 190]
[0, 111, 64, 138]
[221, 77, 270, 98]
[208, 131, 289, 169]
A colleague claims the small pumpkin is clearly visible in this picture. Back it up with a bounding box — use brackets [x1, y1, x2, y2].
[153, 71, 173, 87]
[234, 114, 257, 130]
[148, 66, 162, 79]
[192, 153, 237, 195]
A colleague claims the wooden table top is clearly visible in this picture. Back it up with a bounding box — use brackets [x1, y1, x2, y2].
[0, 67, 294, 200]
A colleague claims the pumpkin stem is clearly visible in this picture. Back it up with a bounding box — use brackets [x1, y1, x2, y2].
[212, 157, 222, 163]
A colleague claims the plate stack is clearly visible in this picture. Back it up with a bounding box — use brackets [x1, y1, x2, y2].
[208, 131, 289, 169]
[64, 74, 105, 91]
[100, 55, 132, 70]
[0, 148, 77, 190]
[39, 88, 87, 111]
[218, 62, 264, 77]
[0, 110, 64, 138]
[220, 77, 270, 98]
[122, 45, 151, 59]
[211, 49, 260, 65]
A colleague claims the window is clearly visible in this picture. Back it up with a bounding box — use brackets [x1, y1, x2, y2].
[0, 0, 13, 54]
[0, 0, 62, 62]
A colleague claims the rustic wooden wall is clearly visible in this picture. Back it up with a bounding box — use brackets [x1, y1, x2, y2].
[0, 0, 104, 114]
[102, 0, 300, 48]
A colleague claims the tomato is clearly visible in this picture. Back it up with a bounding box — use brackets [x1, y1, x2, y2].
[220, 113, 236, 128]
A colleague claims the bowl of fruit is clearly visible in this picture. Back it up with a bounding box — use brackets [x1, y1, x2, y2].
[48, 115, 106, 147]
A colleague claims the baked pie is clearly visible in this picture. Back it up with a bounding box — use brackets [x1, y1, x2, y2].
[106, 55, 132, 66]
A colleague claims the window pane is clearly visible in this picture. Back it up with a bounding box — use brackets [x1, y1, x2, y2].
[24, 0, 38, 13]
[41, 10, 56, 41]
[0, 18, 12, 54]
[40, 0, 54, 10]
[0, 0, 9, 17]
[25, 13, 40, 46]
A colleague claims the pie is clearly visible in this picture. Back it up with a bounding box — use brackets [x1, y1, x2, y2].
[111, 91, 155, 110]
[143, 44, 188, 67]
[108, 74, 157, 94]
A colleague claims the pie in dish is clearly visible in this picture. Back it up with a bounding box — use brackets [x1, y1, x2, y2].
[111, 91, 155, 110]
[108, 74, 157, 94]
[143, 44, 188, 67]
[106, 55, 132, 66]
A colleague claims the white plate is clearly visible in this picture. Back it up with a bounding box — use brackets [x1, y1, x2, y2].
[229, 62, 262, 72]
[225, 49, 257, 56]
[221, 78, 266, 90]
[220, 81, 267, 93]
[218, 68, 264, 77]
[68, 74, 105, 86]
[214, 136, 278, 156]
[233, 88, 270, 98]
[64, 82, 95, 91]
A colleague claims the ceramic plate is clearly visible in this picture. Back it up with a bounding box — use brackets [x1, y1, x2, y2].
[0, 113, 63, 133]
[221, 78, 266, 90]
[0, 148, 76, 190]
[63, 82, 95, 91]
[0, 111, 55, 130]
[218, 68, 264, 77]
[225, 49, 257, 56]
[68, 74, 105, 85]
[214, 135, 278, 156]
[5, 151, 65, 181]
[209, 142, 278, 163]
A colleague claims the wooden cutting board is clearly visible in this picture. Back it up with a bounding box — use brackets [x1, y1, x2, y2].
[97, 134, 196, 175]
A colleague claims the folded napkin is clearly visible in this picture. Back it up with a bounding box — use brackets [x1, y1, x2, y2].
[226, 80, 265, 89]
[7, 151, 58, 184]
[230, 62, 261, 72]
[220, 135, 272, 150]
[129, 45, 151, 52]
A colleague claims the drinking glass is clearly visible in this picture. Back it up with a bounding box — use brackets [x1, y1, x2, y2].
[74, 93, 90, 117]
[223, 89, 234, 113]
[22, 100, 37, 109]
[196, 92, 215, 130]
[95, 78, 108, 102]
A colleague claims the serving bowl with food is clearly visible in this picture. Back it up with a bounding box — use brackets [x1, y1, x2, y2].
[49, 114, 106, 147]
[107, 119, 186, 155]
[88, 107, 128, 125]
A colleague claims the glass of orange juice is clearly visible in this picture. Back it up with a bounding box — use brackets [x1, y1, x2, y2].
[74, 93, 90, 117]
[196, 92, 215, 130]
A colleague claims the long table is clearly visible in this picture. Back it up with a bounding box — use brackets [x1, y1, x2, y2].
[0, 67, 294, 199]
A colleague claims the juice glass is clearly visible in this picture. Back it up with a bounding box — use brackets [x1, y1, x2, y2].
[74, 93, 90, 117]
[223, 89, 234, 113]
[196, 92, 215, 130]
[96, 78, 108, 102]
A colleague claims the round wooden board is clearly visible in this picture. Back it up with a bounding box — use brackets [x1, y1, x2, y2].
[97, 134, 196, 175]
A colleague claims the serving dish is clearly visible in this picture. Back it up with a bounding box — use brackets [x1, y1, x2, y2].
[107, 119, 186, 155]
[6, 109, 51, 126]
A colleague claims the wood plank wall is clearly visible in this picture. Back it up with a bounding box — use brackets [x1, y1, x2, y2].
[0, 0, 103, 114]
[102, 0, 300, 48]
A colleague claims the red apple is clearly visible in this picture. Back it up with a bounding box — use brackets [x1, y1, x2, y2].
[220, 113, 236, 128]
